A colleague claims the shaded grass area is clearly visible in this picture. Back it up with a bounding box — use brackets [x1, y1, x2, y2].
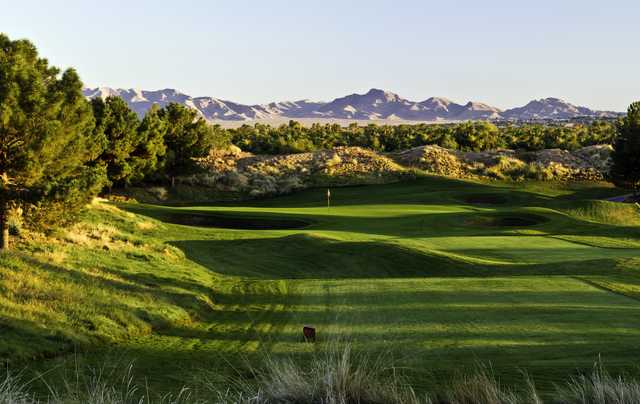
[159, 211, 311, 230]
[1, 175, 640, 398]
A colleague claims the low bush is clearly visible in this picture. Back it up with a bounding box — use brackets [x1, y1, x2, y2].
[7, 210, 23, 237]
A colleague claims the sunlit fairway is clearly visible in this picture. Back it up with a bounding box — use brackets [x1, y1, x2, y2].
[7, 175, 640, 396]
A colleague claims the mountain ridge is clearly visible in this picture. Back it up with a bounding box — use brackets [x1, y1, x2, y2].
[83, 87, 622, 122]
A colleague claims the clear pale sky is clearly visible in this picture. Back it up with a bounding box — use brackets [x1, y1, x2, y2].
[1, 0, 638, 111]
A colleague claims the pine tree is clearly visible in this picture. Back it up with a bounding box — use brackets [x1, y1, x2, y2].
[129, 104, 167, 183]
[91, 96, 142, 187]
[611, 102, 640, 196]
[159, 103, 216, 185]
[0, 34, 100, 249]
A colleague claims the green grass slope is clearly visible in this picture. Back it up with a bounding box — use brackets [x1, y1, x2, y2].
[2, 176, 640, 395]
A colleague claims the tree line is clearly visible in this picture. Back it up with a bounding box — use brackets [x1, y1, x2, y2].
[227, 120, 617, 155]
[0, 34, 224, 249]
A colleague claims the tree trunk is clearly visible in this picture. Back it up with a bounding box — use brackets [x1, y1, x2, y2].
[0, 203, 8, 251]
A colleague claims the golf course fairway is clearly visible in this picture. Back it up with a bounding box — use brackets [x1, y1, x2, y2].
[6, 175, 640, 395]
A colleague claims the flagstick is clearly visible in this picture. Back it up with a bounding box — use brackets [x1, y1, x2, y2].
[327, 188, 331, 212]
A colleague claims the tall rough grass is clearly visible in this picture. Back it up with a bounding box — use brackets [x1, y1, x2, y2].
[211, 345, 423, 404]
[0, 371, 33, 404]
[207, 353, 640, 404]
[439, 370, 542, 404]
[563, 200, 640, 226]
[554, 364, 640, 404]
[1, 355, 640, 403]
[0, 364, 196, 404]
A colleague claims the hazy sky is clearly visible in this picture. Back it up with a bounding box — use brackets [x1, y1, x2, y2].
[1, 0, 639, 110]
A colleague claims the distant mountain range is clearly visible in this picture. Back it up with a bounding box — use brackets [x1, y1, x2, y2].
[83, 87, 621, 123]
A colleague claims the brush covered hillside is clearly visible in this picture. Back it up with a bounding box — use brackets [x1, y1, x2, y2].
[129, 144, 614, 203]
[3, 175, 640, 398]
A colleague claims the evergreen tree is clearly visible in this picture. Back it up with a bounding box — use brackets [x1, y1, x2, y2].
[611, 102, 640, 195]
[0, 34, 100, 249]
[130, 104, 167, 183]
[91, 96, 142, 186]
[159, 103, 216, 185]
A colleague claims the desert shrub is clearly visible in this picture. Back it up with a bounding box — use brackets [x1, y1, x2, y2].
[147, 186, 169, 201]
[278, 176, 304, 194]
[573, 145, 613, 174]
[178, 173, 222, 188]
[249, 175, 278, 196]
[223, 171, 249, 190]
[7, 206, 23, 237]
[417, 146, 466, 177]
[484, 157, 529, 181]
[530, 162, 573, 181]
[325, 152, 343, 168]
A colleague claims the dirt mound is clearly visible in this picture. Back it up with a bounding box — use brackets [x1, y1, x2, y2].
[190, 146, 406, 198]
[391, 145, 467, 177]
[573, 145, 613, 173]
[391, 144, 610, 182]
[162, 213, 310, 230]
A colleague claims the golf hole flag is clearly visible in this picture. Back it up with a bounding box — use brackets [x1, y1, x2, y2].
[327, 188, 331, 209]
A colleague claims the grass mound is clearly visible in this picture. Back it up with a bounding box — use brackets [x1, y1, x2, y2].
[460, 193, 509, 205]
[562, 200, 640, 226]
[162, 212, 310, 230]
[0, 202, 216, 364]
[466, 213, 549, 228]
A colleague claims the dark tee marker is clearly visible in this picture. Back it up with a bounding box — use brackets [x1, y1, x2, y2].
[303, 326, 316, 342]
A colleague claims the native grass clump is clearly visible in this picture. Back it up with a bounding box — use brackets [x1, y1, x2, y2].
[1, 351, 637, 404]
